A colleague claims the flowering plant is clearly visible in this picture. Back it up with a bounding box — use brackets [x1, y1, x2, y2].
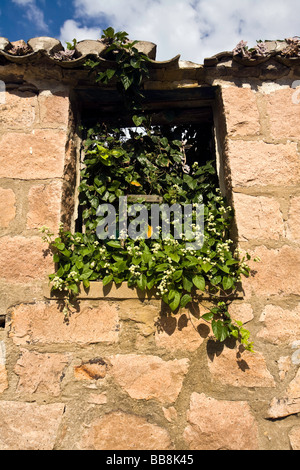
[40, 27, 255, 351]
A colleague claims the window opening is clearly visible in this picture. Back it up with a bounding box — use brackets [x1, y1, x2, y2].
[44, 85, 253, 351]
[74, 87, 218, 236]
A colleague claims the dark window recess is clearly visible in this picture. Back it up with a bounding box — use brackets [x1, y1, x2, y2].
[73, 87, 218, 232]
[0, 316, 5, 329]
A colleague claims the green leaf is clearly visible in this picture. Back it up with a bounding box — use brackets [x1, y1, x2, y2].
[180, 294, 192, 308]
[56, 242, 65, 251]
[106, 68, 116, 80]
[156, 263, 169, 272]
[102, 274, 113, 286]
[137, 274, 147, 291]
[106, 240, 121, 248]
[169, 252, 180, 263]
[132, 115, 144, 127]
[121, 74, 133, 90]
[69, 283, 79, 294]
[183, 276, 193, 292]
[173, 270, 183, 281]
[81, 270, 93, 280]
[169, 291, 181, 311]
[102, 26, 115, 38]
[222, 276, 234, 291]
[147, 277, 156, 290]
[192, 275, 205, 291]
[201, 262, 213, 273]
[212, 320, 229, 342]
[202, 312, 214, 322]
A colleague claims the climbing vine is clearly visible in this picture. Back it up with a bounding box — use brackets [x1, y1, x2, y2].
[41, 28, 255, 352]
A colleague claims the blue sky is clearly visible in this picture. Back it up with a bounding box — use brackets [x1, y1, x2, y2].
[0, 0, 299, 63]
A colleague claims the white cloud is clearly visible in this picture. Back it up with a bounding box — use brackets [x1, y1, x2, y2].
[59, 19, 100, 46]
[12, 0, 33, 4]
[60, 0, 300, 63]
[12, 0, 49, 33]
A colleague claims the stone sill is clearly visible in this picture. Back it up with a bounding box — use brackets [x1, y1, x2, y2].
[43, 281, 244, 301]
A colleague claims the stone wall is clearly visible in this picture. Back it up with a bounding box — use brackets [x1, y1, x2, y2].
[0, 56, 300, 450]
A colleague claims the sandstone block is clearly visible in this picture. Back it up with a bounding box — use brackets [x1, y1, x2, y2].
[0, 91, 36, 129]
[183, 392, 259, 450]
[287, 196, 300, 242]
[228, 302, 254, 324]
[267, 88, 300, 139]
[258, 304, 300, 345]
[0, 130, 67, 179]
[207, 346, 275, 388]
[109, 354, 189, 403]
[244, 245, 300, 297]
[0, 401, 65, 450]
[268, 368, 300, 419]
[0, 365, 8, 394]
[26, 181, 63, 232]
[38, 91, 70, 128]
[118, 301, 159, 336]
[289, 426, 300, 450]
[227, 141, 299, 188]
[79, 412, 173, 450]
[15, 349, 69, 396]
[0, 235, 53, 282]
[222, 86, 260, 136]
[9, 301, 119, 345]
[155, 312, 211, 352]
[233, 193, 284, 241]
[0, 187, 16, 228]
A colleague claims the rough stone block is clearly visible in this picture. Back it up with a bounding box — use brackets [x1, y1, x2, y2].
[26, 181, 63, 232]
[287, 196, 300, 242]
[0, 401, 65, 450]
[0, 91, 36, 129]
[228, 302, 254, 324]
[267, 88, 300, 139]
[9, 301, 120, 345]
[207, 346, 275, 388]
[183, 393, 259, 450]
[38, 91, 70, 128]
[227, 140, 299, 188]
[109, 354, 189, 403]
[289, 426, 300, 451]
[0, 236, 53, 282]
[155, 311, 211, 352]
[14, 349, 69, 396]
[258, 304, 300, 345]
[245, 245, 300, 297]
[79, 412, 173, 450]
[0, 365, 8, 394]
[268, 368, 300, 419]
[0, 130, 67, 179]
[0, 187, 16, 228]
[233, 193, 284, 240]
[222, 86, 260, 136]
